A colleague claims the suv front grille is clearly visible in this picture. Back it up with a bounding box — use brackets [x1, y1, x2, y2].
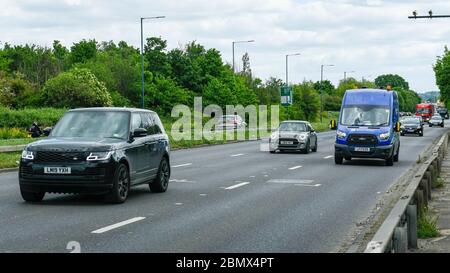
[35, 151, 89, 163]
[347, 134, 378, 146]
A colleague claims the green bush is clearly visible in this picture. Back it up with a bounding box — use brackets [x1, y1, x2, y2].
[0, 127, 29, 139]
[42, 68, 112, 108]
[0, 107, 66, 128]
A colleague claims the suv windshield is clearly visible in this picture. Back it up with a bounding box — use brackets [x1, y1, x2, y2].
[341, 105, 390, 126]
[51, 111, 130, 139]
[279, 122, 307, 132]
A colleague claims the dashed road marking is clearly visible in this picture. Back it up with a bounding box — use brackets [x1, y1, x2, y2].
[230, 153, 245, 157]
[324, 155, 333, 159]
[172, 163, 192, 168]
[295, 184, 322, 187]
[91, 217, 146, 234]
[288, 165, 303, 170]
[224, 182, 250, 190]
[170, 179, 196, 183]
[267, 179, 314, 184]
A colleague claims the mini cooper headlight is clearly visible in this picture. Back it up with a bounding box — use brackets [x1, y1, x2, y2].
[336, 130, 346, 139]
[297, 134, 307, 141]
[379, 132, 390, 140]
[270, 131, 279, 140]
[87, 151, 113, 161]
[21, 150, 34, 160]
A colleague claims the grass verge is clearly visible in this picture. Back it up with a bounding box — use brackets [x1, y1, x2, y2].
[418, 209, 440, 238]
[0, 152, 21, 169]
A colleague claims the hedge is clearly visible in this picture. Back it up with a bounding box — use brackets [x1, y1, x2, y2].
[0, 107, 66, 128]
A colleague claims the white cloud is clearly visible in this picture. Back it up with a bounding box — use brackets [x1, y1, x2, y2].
[1, 0, 449, 92]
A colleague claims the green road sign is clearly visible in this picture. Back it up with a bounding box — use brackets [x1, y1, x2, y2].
[280, 86, 293, 106]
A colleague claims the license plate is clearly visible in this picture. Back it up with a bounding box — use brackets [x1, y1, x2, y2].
[44, 167, 71, 174]
[280, 141, 294, 145]
[354, 147, 371, 152]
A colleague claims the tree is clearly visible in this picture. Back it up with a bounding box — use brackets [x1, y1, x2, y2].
[313, 80, 335, 95]
[42, 68, 112, 108]
[241, 52, 252, 77]
[0, 71, 38, 108]
[434, 47, 450, 108]
[70, 39, 97, 64]
[290, 82, 321, 121]
[144, 37, 170, 76]
[374, 74, 409, 90]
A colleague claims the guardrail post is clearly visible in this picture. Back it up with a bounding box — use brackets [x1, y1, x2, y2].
[417, 182, 428, 207]
[424, 171, 432, 200]
[414, 190, 424, 217]
[393, 224, 408, 253]
[433, 160, 439, 177]
[429, 164, 437, 188]
[407, 204, 418, 249]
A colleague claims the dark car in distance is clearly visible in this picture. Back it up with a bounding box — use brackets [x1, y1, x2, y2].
[429, 115, 444, 127]
[400, 117, 423, 136]
[19, 108, 171, 204]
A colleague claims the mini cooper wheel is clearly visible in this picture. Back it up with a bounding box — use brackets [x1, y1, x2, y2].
[150, 157, 170, 193]
[106, 163, 130, 204]
[311, 141, 318, 152]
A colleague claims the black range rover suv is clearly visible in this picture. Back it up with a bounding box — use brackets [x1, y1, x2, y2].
[19, 108, 171, 203]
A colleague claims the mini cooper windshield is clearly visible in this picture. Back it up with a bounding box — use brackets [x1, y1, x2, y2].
[279, 122, 307, 132]
[51, 111, 130, 139]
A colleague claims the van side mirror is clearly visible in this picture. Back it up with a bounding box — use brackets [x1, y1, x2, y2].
[132, 128, 148, 138]
[395, 122, 401, 132]
[330, 120, 338, 130]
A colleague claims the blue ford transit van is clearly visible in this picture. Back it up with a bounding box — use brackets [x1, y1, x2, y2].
[333, 89, 401, 166]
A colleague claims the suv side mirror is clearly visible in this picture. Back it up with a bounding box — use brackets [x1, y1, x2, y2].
[43, 127, 52, 136]
[133, 128, 148, 138]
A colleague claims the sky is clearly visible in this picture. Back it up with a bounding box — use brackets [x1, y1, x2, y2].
[1, 0, 449, 93]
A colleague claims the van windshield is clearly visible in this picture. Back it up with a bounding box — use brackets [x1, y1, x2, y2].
[51, 111, 130, 139]
[341, 105, 391, 127]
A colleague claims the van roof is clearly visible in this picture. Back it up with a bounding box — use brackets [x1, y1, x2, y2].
[68, 107, 155, 113]
[344, 88, 394, 106]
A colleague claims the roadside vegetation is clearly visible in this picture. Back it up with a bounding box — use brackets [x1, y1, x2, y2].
[418, 209, 440, 239]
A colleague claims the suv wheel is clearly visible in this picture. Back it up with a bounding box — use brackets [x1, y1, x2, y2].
[150, 157, 170, 193]
[106, 163, 130, 204]
[20, 187, 45, 202]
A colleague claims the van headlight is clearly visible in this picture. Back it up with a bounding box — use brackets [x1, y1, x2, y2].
[379, 132, 390, 140]
[21, 150, 34, 160]
[87, 151, 113, 161]
[336, 130, 346, 139]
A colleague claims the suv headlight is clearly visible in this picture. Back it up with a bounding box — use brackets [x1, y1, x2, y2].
[379, 132, 390, 140]
[336, 130, 346, 139]
[87, 151, 113, 161]
[270, 132, 279, 140]
[21, 150, 34, 160]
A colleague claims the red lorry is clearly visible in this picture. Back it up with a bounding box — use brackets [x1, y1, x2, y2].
[416, 103, 435, 122]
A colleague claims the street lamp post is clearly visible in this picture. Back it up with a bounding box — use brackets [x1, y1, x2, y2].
[140, 16, 165, 109]
[320, 64, 334, 123]
[232, 40, 255, 73]
[285, 53, 301, 86]
[344, 70, 355, 82]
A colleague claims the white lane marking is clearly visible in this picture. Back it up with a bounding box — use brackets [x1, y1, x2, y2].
[224, 182, 250, 190]
[267, 179, 314, 184]
[199, 194, 207, 196]
[91, 217, 146, 234]
[324, 155, 333, 159]
[170, 179, 196, 183]
[175, 203, 183, 206]
[289, 165, 303, 170]
[295, 184, 322, 187]
[230, 153, 245, 157]
[249, 176, 256, 178]
[172, 163, 192, 168]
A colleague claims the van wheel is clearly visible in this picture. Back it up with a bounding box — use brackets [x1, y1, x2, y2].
[150, 157, 170, 193]
[394, 147, 399, 162]
[106, 163, 130, 204]
[20, 187, 45, 202]
[386, 155, 394, 166]
[335, 155, 343, 165]
[419, 130, 423, 137]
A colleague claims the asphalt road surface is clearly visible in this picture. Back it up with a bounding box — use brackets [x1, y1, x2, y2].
[0, 125, 449, 253]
